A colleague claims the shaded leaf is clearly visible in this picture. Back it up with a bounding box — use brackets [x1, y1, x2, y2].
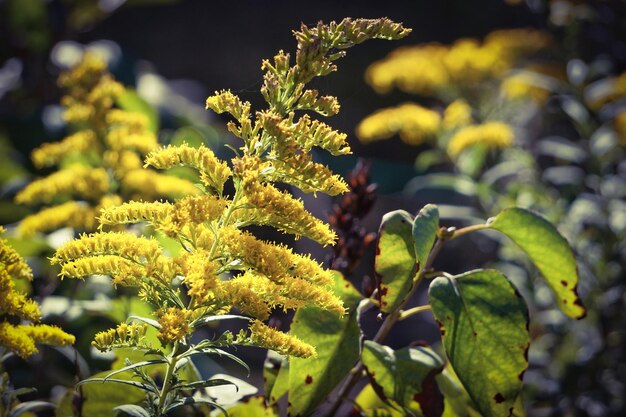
[361, 341, 444, 413]
[376, 210, 416, 313]
[287, 271, 363, 416]
[428, 270, 529, 417]
[488, 207, 585, 318]
[55, 371, 146, 417]
[225, 396, 278, 417]
[113, 404, 150, 417]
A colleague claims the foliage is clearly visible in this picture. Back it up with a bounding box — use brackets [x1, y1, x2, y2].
[352, 3, 625, 415]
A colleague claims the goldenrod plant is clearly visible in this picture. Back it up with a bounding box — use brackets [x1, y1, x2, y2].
[0, 226, 74, 416]
[356, 28, 552, 172]
[15, 53, 198, 238]
[49, 18, 411, 416]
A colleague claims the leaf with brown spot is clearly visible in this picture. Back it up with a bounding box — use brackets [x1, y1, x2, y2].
[428, 269, 529, 417]
[488, 207, 585, 318]
[361, 340, 444, 413]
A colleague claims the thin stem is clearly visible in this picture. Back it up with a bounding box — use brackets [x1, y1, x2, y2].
[156, 342, 179, 416]
[327, 237, 446, 416]
[398, 305, 432, 321]
[449, 223, 489, 240]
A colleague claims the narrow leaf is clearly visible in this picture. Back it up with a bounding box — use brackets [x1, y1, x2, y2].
[174, 379, 236, 391]
[104, 359, 167, 381]
[113, 404, 151, 417]
[428, 270, 529, 417]
[361, 341, 444, 411]
[76, 378, 158, 394]
[127, 315, 161, 329]
[376, 210, 416, 313]
[488, 207, 585, 318]
[287, 271, 363, 416]
[8, 401, 53, 417]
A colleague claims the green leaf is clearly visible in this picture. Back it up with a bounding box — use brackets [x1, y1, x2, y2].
[488, 207, 585, 318]
[173, 379, 236, 391]
[428, 270, 529, 417]
[412, 204, 440, 279]
[104, 359, 167, 381]
[116, 89, 159, 133]
[267, 357, 289, 404]
[55, 371, 146, 417]
[8, 401, 53, 417]
[376, 210, 416, 313]
[287, 271, 363, 416]
[113, 404, 151, 417]
[361, 341, 444, 410]
[224, 396, 278, 417]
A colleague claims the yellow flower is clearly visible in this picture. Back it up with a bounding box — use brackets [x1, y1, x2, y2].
[144, 144, 232, 194]
[120, 169, 201, 200]
[0, 231, 75, 358]
[357, 103, 441, 145]
[157, 307, 192, 343]
[443, 99, 473, 130]
[447, 122, 514, 157]
[501, 72, 551, 104]
[15, 165, 110, 205]
[238, 169, 336, 245]
[249, 319, 315, 358]
[220, 227, 334, 286]
[92, 322, 147, 352]
[31, 130, 97, 169]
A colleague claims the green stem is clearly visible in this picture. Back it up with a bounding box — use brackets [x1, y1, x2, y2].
[398, 305, 432, 321]
[156, 342, 179, 416]
[449, 223, 489, 240]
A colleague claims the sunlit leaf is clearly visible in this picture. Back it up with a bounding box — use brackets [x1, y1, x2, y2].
[428, 270, 529, 417]
[361, 341, 444, 416]
[287, 271, 363, 416]
[376, 210, 416, 313]
[488, 207, 585, 318]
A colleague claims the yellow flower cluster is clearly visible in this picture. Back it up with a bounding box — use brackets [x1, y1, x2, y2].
[92, 322, 148, 352]
[356, 103, 441, 145]
[249, 319, 315, 358]
[442, 99, 473, 130]
[157, 307, 192, 343]
[447, 122, 515, 157]
[0, 227, 74, 358]
[52, 18, 410, 358]
[17, 53, 197, 237]
[365, 29, 550, 96]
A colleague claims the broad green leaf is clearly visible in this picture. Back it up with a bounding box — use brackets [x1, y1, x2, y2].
[113, 404, 150, 417]
[116, 89, 159, 133]
[412, 204, 440, 279]
[170, 126, 206, 148]
[488, 207, 585, 318]
[361, 341, 444, 413]
[287, 271, 362, 417]
[55, 371, 145, 417]
[355, 384, 404, 417]
[225, 396, 278, 417]
[428, 270, 529, 417]
[376, 210, 416, 313]
[268, 358, 289, 404]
